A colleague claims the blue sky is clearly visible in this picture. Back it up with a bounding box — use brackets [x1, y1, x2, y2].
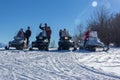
[0, 0, 120, 45]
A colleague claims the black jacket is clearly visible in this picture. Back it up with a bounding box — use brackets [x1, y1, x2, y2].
[25, 30, 31, 38]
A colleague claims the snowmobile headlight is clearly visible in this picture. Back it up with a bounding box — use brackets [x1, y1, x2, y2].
[65, 37, 68, 40]
[44, 39, 48, 42]
[69, 40, 73, 43]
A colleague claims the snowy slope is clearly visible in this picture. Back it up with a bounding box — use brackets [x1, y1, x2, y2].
[0, 48, 120, 80]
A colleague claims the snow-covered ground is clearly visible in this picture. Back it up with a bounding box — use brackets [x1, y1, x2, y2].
[0, 48, 120, 80]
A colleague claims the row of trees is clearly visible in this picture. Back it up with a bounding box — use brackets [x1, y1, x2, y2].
[74, 7, 120, 46]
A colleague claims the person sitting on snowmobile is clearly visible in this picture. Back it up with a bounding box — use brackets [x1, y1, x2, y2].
[39, 23, 48, 30]
[37, 27, 47, 38]
[39, 23, 52, 43]
[41, 27, 47, 37]
[61, 28, 70, 37]
[16, 28, 25, 39]
[84, 29, 91, 47]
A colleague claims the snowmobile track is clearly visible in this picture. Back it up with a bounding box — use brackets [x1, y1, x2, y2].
[72, 53, 120, 80]
[0, 49, 120, 80]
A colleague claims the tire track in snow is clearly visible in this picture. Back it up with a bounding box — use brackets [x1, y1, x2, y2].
[1, 49, 120, 80]
[14, 52, 70, 80]
[49, 54, 81, 80]
[54, 53, 101, 80]
[0, 51, 50, 80]
[0, 64, 17, 80]
[0, 61, 44, 80]
[72, 53, 120, 80]
[13, 56, 52, 80]
[15, 72, 44, 80]
[49, 53, 96, 80]
[33, 65, 72, 80]
[31, 55, 75, 80]
[0, 50, 62, 80]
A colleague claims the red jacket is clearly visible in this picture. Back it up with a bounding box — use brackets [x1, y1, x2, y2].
[46, 29, 52, 38]
[84, 30, 90, 40]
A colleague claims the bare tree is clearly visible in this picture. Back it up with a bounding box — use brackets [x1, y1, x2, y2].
[50, 40, 56, 48]
[110, 13, 120, 46]
[87, 7, 120, 46]
[73, 24, 84, 46]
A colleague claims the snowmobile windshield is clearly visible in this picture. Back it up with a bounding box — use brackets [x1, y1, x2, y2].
[89, 31, 98, 37]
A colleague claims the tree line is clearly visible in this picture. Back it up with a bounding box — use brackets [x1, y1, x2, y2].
[74, 7, 120, 47]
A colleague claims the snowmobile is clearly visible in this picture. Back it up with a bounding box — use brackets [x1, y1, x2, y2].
[29, 32, 49, 51]
[5, 36, 27, 50]
[79, 31, 109, 51]
[58, 36, 76, 50]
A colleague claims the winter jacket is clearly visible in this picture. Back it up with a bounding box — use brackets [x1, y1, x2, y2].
[84, 30, 90, 40]
[46, 28, 52, 38]
[25, 30, 31, 38]
[59, 30, 62, 37]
